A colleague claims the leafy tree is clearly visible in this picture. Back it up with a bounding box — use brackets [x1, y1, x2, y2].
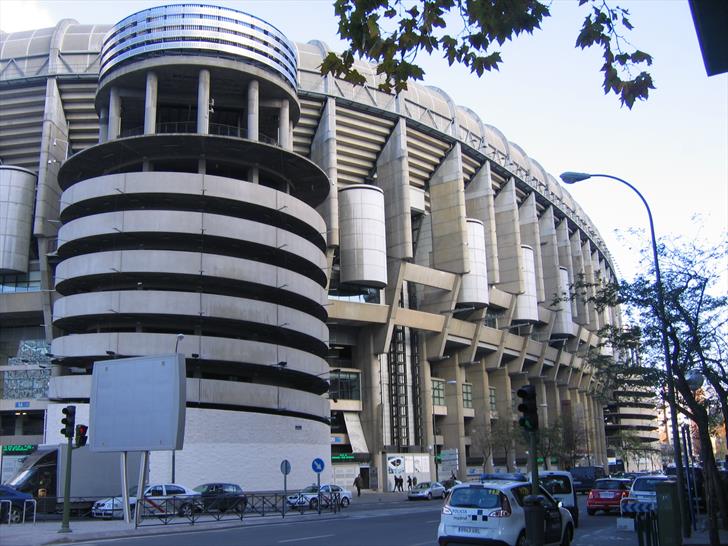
[322, 0, 654, 108]
[579, 233, 728, 541]
[489, 418, 521, 471]
[559, 411, 589, 469]
[537, 423, 563, 470]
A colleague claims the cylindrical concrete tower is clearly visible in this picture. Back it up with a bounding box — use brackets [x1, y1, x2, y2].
[0, 166, 36, 273]
[338, 184, 387, 288]
[458, 218, 489, 308]
[51, 4, 331, 489]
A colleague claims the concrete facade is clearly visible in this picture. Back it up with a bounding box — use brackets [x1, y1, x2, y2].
[0, 3, 635, 491]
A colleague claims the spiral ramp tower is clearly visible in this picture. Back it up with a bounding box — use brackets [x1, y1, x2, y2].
[49, 4, 331, 487]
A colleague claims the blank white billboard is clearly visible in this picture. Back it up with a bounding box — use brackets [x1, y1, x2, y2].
[89, 354, 186, 452]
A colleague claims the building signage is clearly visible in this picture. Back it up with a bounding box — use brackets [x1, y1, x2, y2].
[2, 444, 35, 454]
[331, 453, 355, 461]
[14, 401, 30, 408]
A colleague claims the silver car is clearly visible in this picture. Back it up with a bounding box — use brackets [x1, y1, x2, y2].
[408, 481, 446, 500]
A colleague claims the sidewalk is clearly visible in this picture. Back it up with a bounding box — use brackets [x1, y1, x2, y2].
[0, 490, 406, 546]
[681, 518, 728, 546]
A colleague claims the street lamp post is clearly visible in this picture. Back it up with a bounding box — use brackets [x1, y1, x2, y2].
[560, 171, 689, 537]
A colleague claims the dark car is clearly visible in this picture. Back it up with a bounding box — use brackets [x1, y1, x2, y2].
[0, 485, 34, 524]
[570, 466, 606, 494]
[193, 483, 247, 514]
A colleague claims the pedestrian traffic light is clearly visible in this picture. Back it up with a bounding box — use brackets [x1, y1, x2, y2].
[517, 385, 539, 431]
[75, 424, 88, 447]
[60, 405, 76, 438]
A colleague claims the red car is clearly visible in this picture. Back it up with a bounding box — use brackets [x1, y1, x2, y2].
[586, 478, 632, 515]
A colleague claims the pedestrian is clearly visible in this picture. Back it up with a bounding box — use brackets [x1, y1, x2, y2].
[412, 476, 417, 487]
[353, 474, 362, 497]
[407, 475, 412, 490]
[397, 476, 403, 492]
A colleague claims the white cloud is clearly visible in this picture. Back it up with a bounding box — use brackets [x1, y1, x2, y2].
[0, 0, 56, 33]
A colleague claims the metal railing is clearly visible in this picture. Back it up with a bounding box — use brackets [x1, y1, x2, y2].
[0, 498, 37, 524]
[118, 122, 278, 145]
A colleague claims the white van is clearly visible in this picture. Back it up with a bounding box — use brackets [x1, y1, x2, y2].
[539, 470, 579, 527]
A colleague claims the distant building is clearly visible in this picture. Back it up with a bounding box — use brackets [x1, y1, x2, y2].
[1, 3, 626, 490]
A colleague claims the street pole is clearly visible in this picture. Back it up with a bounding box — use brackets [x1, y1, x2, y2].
[560, 172, 689, 537]
[59, 434, 73, 533]
[530, 431, 539, 495]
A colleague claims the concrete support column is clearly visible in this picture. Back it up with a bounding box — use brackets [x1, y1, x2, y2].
[197, 68, 210, 134]
[441, 365, 466, 481]
[247, 80, 259, 140]
[488, 367, 515, 471]
[468, 364, 493, 473]
[98, 107, 108, 143]
[108, 87, 121, 141]
[278, 99, 290, 150]
[545, 380, 561, 427]
[144, 71, 158, 135]
[531, 378, 548, 430]
[357, 330, 385, 490]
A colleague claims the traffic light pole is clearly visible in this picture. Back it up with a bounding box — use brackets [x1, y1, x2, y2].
[529, 431, 539, 495]
[59, 433, 74, 533]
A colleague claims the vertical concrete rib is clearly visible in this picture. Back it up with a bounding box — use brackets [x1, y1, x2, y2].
[197, 69, 210, 134]
[518, 192, 544, 301]
[377, 118, 412, 267]
[279, 99, 290, 150]
[557, 220, 577, 318]
[311, 97, 338, 248]
[108, 86, 120, 140]
[247, 80, 259, 140]
[539, 207, 560, 308]
[494, 178, 523, 295]
[429, 143, 469, 275]
[98, 107, 108, 143]
[465, 160, 500, 284]
[144, 72, 158, 135]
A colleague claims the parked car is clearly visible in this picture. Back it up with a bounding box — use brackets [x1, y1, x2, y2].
[408, 481, 446, 500]
[193, 483, 247, 513]
[586, 478, 631, 515]
[437, 479, 574, 546]
[569, 466, 606, 494]
[91, 483, 200, 519]
[0, 485, 34, 524]
[539, 470, 579, 527]
[286, 484, 352, 509]
[621, 475, 672, 516]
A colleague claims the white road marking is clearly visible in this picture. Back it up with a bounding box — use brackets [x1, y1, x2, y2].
[278, 534, 335, 543]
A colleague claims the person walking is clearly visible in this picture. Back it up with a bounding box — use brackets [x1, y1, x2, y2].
[407, 475, 412, 490]
[353, 474, 362, 497]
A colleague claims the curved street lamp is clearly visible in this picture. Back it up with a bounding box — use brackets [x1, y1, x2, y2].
[560, 171, 689, 537]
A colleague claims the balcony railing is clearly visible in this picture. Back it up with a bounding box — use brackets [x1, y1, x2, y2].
[119, 123, 277, 144]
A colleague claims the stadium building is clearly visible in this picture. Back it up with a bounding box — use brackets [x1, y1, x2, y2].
[1, 3, 629, 490]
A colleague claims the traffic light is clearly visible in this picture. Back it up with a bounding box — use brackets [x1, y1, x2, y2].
[75, 424, 88, 447]
[60, 405, 76, 438]
[516, 385, 539, 431]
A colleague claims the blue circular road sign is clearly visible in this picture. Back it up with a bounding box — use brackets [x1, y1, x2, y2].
[312, 457, 325, 473]
[280, 459, 291, 475]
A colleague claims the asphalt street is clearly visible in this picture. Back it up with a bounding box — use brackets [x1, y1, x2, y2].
[47, 494, 635, 546]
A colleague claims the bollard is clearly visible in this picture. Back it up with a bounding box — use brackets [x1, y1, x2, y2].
[523, 495, 545, 546]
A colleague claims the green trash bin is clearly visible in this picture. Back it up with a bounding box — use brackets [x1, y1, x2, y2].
[655, 480, 682, 546]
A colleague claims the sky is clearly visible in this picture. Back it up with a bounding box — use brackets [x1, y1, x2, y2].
[1, 0, 726, 281]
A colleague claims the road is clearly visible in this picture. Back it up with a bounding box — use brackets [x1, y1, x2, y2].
[67, 494, 638, 546]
